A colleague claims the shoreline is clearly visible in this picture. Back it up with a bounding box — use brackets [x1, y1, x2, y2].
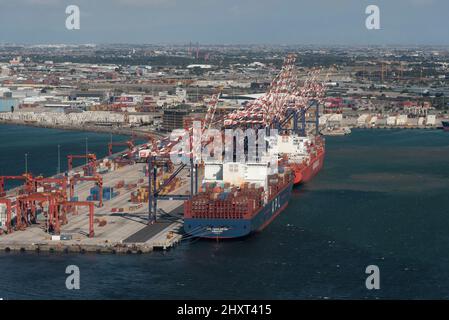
[1, 119, 443, 136]
[0, 119, 162, 138]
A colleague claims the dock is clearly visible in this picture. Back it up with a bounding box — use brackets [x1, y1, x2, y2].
[0, 161, 190, 254]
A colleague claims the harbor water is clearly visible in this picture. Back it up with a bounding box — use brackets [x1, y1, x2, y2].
[0, 124, 131, 190]
[0, 126, 449, 299]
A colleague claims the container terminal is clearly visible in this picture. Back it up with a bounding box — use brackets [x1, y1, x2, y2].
[0, 53, 328, 251]
[0, 125, 197, 253]
[2, 47, 446, 250]
[0, 152, 189, 253]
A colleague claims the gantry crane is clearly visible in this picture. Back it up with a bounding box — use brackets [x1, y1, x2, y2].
[202, 89, 222, 132]
[222, 53, 325, 130]
[147, 134, 159, 153]
[32, 176, 68, 197]
[6, 192, 95, 237]
[69, 175, 103, 207]
[0, 174, 34, 196]
[16, 192, 65, 233]
[61, 201, 95, 238]
[67, 154, 97, 173]
[108, 139, 135, 157]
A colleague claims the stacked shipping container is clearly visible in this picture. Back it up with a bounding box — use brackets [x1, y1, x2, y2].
[185, 171, 291, 220]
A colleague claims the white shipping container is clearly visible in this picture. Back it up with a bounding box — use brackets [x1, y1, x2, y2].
[329, 113, 343, 122]
[357, 114, 370, 125]
[319, 115, 329, 125]
[396, 115, 408, 126]
[387, 116, 397, 126]
[426, 115, 436, 126]
[0, 203, 6, 227]
[204, 163, 224, 182]
[418, 117, 425, 126]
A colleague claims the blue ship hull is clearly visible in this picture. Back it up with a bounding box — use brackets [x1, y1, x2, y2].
[184, 181, 293, 238]
[442, 121, 449, 132]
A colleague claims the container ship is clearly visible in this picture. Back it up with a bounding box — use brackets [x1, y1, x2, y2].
[184, 161, 294, 238]
[183, 53, 326, 238]
[273, 134, 325, 185]
[442, 120, 449, 132]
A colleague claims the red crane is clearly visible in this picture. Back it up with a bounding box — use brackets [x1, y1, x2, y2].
[11, 193, 95, 238]
[32, 177, 68, 197]
[69, 175, 103, 207]
[147, 134, 159, 152]
[0, 174, 34, 196]
[108, 140, 135, 157]
[16, 192, 63, 233]
[67, 154, 97, 172]
[61, 201, 95, 238]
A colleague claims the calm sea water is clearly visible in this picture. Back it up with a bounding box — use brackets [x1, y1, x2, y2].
[0, 127, 449, 299]
[0, 124, 131, 189]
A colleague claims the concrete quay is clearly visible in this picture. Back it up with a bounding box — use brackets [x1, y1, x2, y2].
[0, 161, 189, 254]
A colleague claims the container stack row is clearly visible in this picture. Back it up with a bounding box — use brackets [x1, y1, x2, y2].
[87, 186, 119, 201]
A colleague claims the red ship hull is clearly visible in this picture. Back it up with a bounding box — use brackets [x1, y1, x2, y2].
[290, 148, 325, 185]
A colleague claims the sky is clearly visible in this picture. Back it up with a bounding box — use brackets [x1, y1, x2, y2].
[0, 0, 448, 45]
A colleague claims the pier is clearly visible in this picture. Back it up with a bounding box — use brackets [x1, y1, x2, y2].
[0, 155, 190, 254]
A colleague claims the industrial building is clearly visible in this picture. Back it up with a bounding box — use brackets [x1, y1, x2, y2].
[162, 108, 190, 131]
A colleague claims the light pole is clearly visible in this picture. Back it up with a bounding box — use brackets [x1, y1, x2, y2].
[85, 137, 89, 165]
[57, 144, 61, 174]
[25, 153, 28, 175]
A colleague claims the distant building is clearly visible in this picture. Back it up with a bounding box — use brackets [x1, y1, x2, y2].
[70, 90, 108, 102]
[324, 98, 344, 114]
[142, 95, 157, 112]
[162, 108, 189, 131]
[2, 90, 12, 98]
[402, 101, 431, 116]
[250, 82, 270, 91]
[187, 64, 212, 69]
[248, 62, 266, 68]
[9, 56, 21, 65]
